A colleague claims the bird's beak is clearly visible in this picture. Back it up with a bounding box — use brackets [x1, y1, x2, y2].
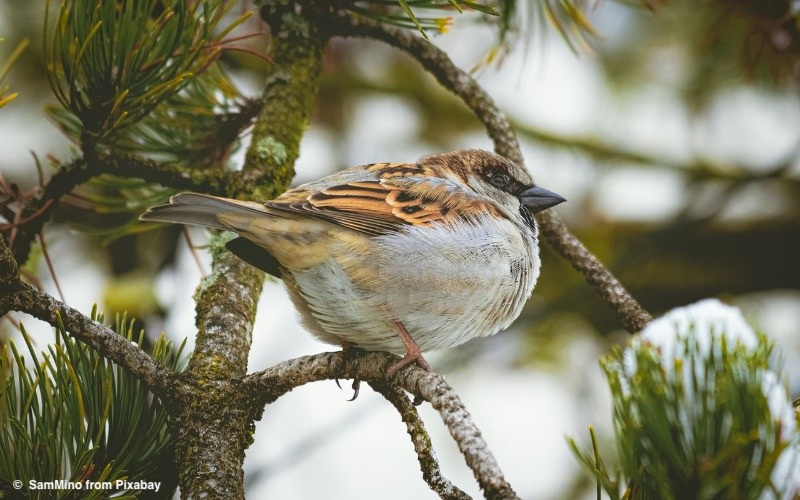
[520, 186, 566, 214]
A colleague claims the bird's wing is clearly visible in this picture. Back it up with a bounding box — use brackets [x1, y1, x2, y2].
[265, 163, 499, 235]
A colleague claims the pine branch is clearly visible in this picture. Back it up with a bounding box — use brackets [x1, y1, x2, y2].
[323, 14, 653, 333]
[0, 314, 184, 497]
[0, 238, 176, 401]
[45, 0, 249, 142]
[5, 154, 236, 266]
[580, 300, 800, 498]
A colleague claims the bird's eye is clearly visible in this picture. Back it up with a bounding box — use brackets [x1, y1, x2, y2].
[489, 173, 510, 189]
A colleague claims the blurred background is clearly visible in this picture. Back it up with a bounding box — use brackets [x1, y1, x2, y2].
[1, 0, 799, 498]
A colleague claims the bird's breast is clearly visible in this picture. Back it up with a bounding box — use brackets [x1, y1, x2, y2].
[286, 214, 540, 353]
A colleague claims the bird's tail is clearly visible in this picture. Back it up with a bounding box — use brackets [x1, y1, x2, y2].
[139, 193, 267, 230]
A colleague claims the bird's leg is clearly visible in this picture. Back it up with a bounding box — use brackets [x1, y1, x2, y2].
[334, 340, 361, 400]
[386, 320, 432, 377]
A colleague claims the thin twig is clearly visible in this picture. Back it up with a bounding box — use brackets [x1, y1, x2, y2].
[369, 379, 472, 500]
[7, 158, 88, 264]
[326, 15, 653, 333]
[182, 226, 207, 278]
[38, 232, 65, 303]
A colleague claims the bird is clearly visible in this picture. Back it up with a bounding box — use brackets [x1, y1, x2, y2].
[140, 149, 565, 376]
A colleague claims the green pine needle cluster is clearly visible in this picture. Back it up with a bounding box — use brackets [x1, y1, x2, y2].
[69, 175, 182, 243]
[44, 0, 249, 143]
[498, 0, 597, 54]
[113, 65, 252, 167]
[0, 309, 186, 499]
[42, 0, 254, 240]
[572, 329, 799, 500]
[69, 64, 254, 240]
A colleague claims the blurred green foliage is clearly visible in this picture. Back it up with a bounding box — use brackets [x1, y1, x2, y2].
[0, 37, 26, 109]
[600, 0, 800, 105]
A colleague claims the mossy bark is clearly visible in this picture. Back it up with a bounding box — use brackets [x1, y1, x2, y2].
[173, 5, 324, 498]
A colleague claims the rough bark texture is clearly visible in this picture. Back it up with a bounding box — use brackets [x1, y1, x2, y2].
[537, 211, 653, 332]
[244, 351, 520, 499]
[369, 380, 472, 500]
[171, 6, 324, 499]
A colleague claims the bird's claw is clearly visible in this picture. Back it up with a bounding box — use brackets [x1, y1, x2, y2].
[334, 343, 362, 400]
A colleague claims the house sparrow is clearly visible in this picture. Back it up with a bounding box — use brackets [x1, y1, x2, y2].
[140, 149, 565, 375]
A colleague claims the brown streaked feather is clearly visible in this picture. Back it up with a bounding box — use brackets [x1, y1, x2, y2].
[365, 162, 439, 178]
[320, 182, 388, 198]
[261, 171, 499, 236]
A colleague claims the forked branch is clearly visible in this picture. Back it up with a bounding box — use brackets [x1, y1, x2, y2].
[244, 351, 520, 499]
[369, 380, 472, 499]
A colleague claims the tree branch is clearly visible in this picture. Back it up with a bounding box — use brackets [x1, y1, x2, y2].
[5, 154, 237, 266]
[325, 15, 653, 333]
[5, 97, 264, 266]
[322, 16, 521, 166]
[243, 351, 520, 499]
[369, 380, 472, 500]
[0, 237, 177, 400]
[8, 158, 87, 265]
[537, 211, 653, 331]
[171, 4, 326, 498]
